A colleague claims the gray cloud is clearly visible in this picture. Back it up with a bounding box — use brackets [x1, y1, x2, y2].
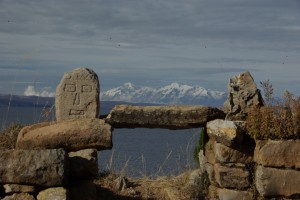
[0, 0, 299, 95]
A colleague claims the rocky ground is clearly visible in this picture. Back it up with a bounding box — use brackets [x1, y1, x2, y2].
[95, 170, 207, 200]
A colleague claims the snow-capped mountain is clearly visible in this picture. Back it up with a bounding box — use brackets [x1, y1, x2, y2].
[101, 82, 226, 106]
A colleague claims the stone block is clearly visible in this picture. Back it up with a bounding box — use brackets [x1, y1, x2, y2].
[214, 142, 252, 163]
[255, 165, 300, 197]
[2, 193, 35, 200]
[3, 184, 39, 194]
[37, 187, 69, 200]
[205, 139, 216, 164]
[214, 163, 250, 189]
[70, 180, 96, 200]
[106, 105, 225, 129]
[16, 118, 112, 151]
[0, 149, 68, 187]
[68, 149, 98, 180]
[55, 67, 100, 121]
[216, 188, 253, 200]
[255, 140, 300, 169]
[205, 163, 216, 186]
[207, 119, 246, 147]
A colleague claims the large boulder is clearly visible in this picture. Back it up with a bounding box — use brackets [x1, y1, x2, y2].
[223, 71, 264, 120]
[216, 188, 253, 200]
[254, 140, 300, 168]
[255, 165, 300, 197]
[2, 193, 35, 200]
[37, 187, 69, 200]
[0, 149, 68, 187]
[16, 118, 112, 151]
[206, 119, 246, 147]
[214, 142, 252, 164]
[214, 163, 250, 189]
[3, 184, 39, 195]
[106, 105, 225, 129]
[56, 67, 100, 121]
[68, 149, 98, 180]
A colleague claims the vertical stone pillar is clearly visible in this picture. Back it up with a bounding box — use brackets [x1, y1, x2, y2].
[55, 68, 100, 121]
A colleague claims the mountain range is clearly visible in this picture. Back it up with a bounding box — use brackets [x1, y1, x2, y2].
[100, 82, 226, 106]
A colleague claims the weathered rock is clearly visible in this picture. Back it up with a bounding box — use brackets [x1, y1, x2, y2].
[214, 142, 252, 163]
[255, 140, 300, 168]
[37, 187, 69, 200]
[106, 105, 225, 129]
[214, 163, 250, 189]
[16, 118, 112, 151]
[205, 163, 216, 186]
[216, 188, 253, 200]
[56, 67, 100, 121]
[70, 180, 96, 200]
[3, 184, 39, 194]
[205, 140, 217, 165]
[208, 185, 218, 200]
[255, 165, 300, 197]
[223, 71, 264, 120]
[68, 149, 98, 180]
[2, 193, 35, 200]
[0, 149, 68, 187]
[207, 119, 246, 147]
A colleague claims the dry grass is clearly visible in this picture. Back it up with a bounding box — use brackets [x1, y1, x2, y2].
[246, 81, 300, 140]
[0, 124, 23, 149]
[95, 170, 205, 200]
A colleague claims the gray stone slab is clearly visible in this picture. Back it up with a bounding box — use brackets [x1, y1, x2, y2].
[106, 105, 225, 129]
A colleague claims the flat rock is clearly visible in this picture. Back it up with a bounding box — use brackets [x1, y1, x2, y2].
[214, 163, 250, 189]
[37, 187, 69, 200]
[0, 149, 67, 187]
[2, 193, 35, 200]
[223, 71, 264, 120]
[207, 119, 246, 147]
[68, 149, 98, 180]
[255, 165, 300, 197]
[3, 184, 39, 194]
[214, 142, 252, 163]
[106, 105, 225, 129]
[216, 188, 253, 200]
[254, 140, 300, 168]
[56, 67, 100, 121]
[16, 118, 112, 151]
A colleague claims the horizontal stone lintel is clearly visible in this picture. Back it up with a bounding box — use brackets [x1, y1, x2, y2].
[105, 105, 225, 129]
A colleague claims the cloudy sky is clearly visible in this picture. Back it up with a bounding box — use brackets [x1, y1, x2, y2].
[0, 0, 300, 96]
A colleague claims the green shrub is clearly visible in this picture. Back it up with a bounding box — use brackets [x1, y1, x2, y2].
[193, 128, 204, 166]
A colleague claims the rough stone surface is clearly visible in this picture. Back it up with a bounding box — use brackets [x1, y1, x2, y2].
[68, 149, 98, 180]
[2, 193, 35, 200]
[205, 140, 217, 165]
[255, 140, 300, 169]
[205, 163, 216, 186]
[216, 188, 253, 200]
[255, 165, 300, 197]
[37, 187, 69, 200]
[223, 71, 264, 120]
[70, 180, 96, 200]
[3, 184, 39, 194]
[106, 105, 225, 129]
[0, 149, 68, 187]
[207, 119, 246, 147]
[56, 67, 100, 121]
[214, 163, 250, 189]
[16, 118, 112, 151]
[214, 142, 252, 163]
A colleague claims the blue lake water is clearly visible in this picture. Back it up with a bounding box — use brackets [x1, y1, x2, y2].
[0, 106, 201, 177]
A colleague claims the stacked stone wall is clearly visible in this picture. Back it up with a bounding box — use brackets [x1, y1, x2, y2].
[203, 119, 300, 200]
